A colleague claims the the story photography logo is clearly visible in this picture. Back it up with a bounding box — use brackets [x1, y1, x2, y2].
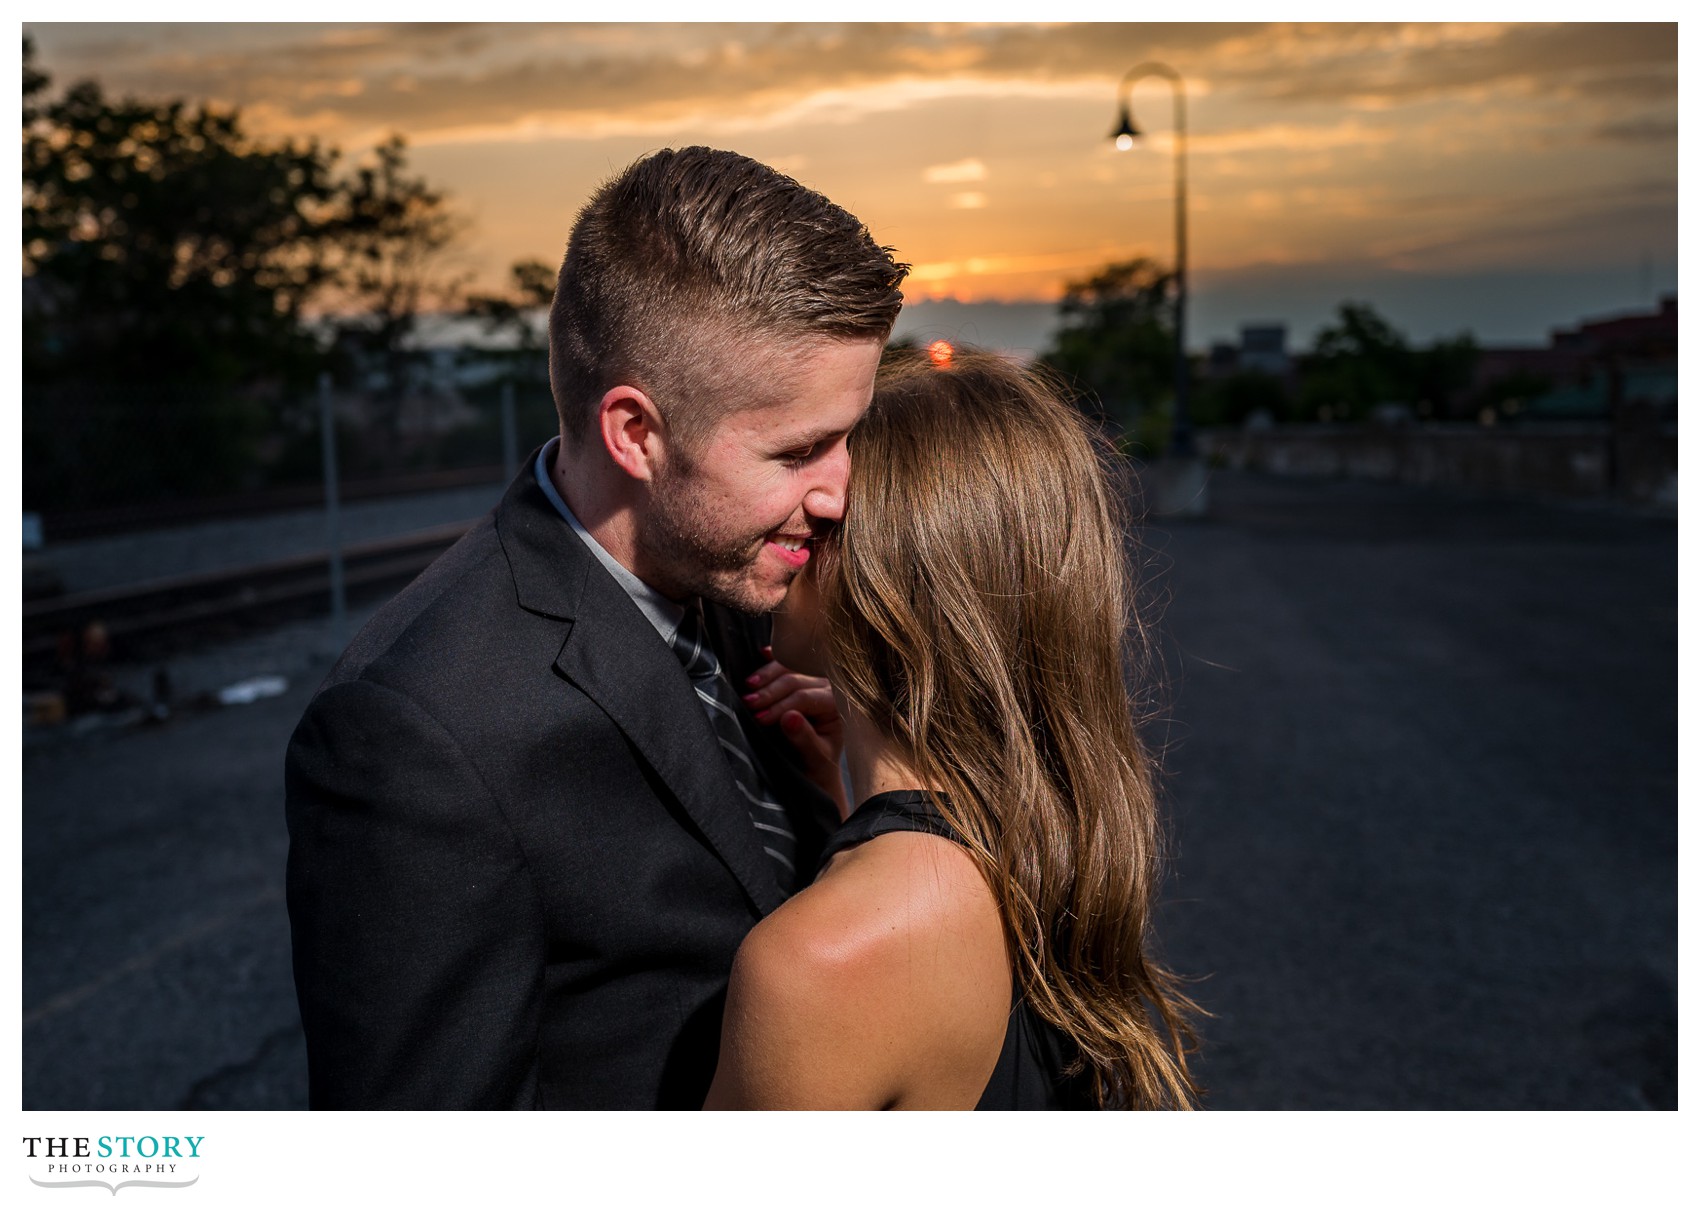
[22, 1133, 203, 1195]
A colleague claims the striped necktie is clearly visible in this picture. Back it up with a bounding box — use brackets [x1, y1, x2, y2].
[671, 603, 798, 892]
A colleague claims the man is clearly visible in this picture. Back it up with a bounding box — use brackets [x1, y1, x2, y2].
[285, 147, 906, 1109]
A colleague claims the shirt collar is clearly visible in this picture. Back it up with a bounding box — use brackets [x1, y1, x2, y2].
[535, 436, 688, 645]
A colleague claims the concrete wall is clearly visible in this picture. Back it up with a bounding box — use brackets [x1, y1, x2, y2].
[1200, 423, 1677, 508]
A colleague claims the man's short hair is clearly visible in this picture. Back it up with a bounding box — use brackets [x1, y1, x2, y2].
[549, 146, 908, 447]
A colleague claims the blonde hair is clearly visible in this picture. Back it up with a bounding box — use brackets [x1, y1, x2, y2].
[818, 349, 1201, 1109]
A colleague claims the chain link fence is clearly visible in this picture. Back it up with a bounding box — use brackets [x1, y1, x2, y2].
[24, 357, 560, 539]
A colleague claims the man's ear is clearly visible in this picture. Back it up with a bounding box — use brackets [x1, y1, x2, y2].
[597, 385, 666, 482]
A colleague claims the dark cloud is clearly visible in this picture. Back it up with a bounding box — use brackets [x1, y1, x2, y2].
[20, 23, 1320, 138]
[24, 22, 1677, 150]
[1593, 117, 1679, 144]
[26, 21, 496, 106]
[1238, 23, 1674, 105]
[1368, 181, 1677, 268]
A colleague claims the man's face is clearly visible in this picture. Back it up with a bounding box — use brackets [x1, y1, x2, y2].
[637, 336, 884, 615]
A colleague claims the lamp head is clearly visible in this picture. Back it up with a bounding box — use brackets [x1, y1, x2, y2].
[1110, 105, 1140, 151]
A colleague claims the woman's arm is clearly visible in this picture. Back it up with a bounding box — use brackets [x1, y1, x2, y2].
[703, 832, 1011, 1110]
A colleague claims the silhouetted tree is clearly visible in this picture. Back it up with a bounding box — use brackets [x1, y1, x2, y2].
[23, 36, 341, 388]
[1195, 370, 1295, 427]
[1039, 258, 1174, 433]
[325, 134, 466, 421]
[1299, 301, 1413, 422]
[22, 37, 348, 509]
[1299, 303, 1479, 423]
[1412, 332, 1480, 421]
[21, 41, 469, 508]
[464, 257, 555, 353]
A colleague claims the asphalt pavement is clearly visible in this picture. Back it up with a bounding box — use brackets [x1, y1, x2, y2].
[22, 605, 382, 1110]
[1148, 472, 1675, 1109]
[20, 469, 1676, 1109]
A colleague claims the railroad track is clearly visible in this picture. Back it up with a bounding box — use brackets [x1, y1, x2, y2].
[22, 521, 475, 669]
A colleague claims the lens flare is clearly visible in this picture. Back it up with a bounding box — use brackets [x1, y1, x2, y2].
[928, 340, 954, 367]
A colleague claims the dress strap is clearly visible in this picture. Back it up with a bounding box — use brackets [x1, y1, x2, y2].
[817, 789, 961, 871]
[815, 788, 1098, 1108]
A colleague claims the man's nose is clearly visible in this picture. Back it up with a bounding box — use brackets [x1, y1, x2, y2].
[803, 441, 849, 522]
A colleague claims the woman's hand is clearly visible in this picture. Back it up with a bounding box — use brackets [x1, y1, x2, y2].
[743, 645, 848, 820]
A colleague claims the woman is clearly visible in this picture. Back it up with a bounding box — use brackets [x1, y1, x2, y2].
[706, 349, 1200, 1110]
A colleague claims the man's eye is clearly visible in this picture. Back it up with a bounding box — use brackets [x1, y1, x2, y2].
[782, 445, 816, 467]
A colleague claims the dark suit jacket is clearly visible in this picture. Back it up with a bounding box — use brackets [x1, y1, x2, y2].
[284, 452, 837, 1109]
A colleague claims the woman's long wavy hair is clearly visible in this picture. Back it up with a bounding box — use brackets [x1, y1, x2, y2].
[816, 348, 1202, 1109]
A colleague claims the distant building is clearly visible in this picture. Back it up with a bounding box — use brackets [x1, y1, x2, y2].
[1202, 323, 1291, 380]
[1238, 325, 1290, 376]
[1472, 296, 1676, 424]
[1552, 295, 1676, 361]
[1469, 345, 1586, 397]
[1517, 365, 1678, 422]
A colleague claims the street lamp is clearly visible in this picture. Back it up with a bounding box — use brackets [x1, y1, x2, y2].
[1110, 61, 1194, 461]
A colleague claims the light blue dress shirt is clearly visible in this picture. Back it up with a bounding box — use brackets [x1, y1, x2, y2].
[533, 436, 687, 645]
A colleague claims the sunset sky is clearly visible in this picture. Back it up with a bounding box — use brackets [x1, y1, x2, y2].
[24, 20, 1679, 354]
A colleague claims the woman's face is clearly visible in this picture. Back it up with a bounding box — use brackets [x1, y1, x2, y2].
[771, 562, 829, 677]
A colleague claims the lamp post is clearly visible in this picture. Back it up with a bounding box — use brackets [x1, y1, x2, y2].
[1110, 61, 1195, 463]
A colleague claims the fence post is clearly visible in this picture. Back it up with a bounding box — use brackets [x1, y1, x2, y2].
[319, 372, 347, 647]
[501, 379, 519, 484]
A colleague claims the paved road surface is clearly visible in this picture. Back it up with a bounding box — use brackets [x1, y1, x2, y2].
[21, 470, 1676, 1109]
[1149, 473, 1675, 1109]
[23, 606, 382, 1110]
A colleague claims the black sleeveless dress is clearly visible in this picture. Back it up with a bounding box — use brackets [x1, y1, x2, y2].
[816, 790, 1098, 1110]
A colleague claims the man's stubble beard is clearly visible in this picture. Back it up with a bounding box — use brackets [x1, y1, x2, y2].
[640, 463, 791, 617]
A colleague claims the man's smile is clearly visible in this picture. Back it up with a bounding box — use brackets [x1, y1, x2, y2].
[765, 533, 812, 570]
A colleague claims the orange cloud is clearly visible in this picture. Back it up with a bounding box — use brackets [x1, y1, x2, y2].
[924, 158, 988, 184]
[23, 21, 1673, 304]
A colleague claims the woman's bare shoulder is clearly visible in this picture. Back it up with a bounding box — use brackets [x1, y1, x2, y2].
[765, 830, 1010, 996]
[706, 832, 1012, 1109]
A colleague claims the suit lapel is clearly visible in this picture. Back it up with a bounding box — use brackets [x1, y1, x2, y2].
[495, 451, 785, 916]
[553, 586, 786, 916]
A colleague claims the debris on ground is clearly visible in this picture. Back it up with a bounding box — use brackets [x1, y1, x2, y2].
[215, 675, 290, 707]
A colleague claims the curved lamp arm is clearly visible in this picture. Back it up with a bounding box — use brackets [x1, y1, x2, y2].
[1109, 60, 1193, 456]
